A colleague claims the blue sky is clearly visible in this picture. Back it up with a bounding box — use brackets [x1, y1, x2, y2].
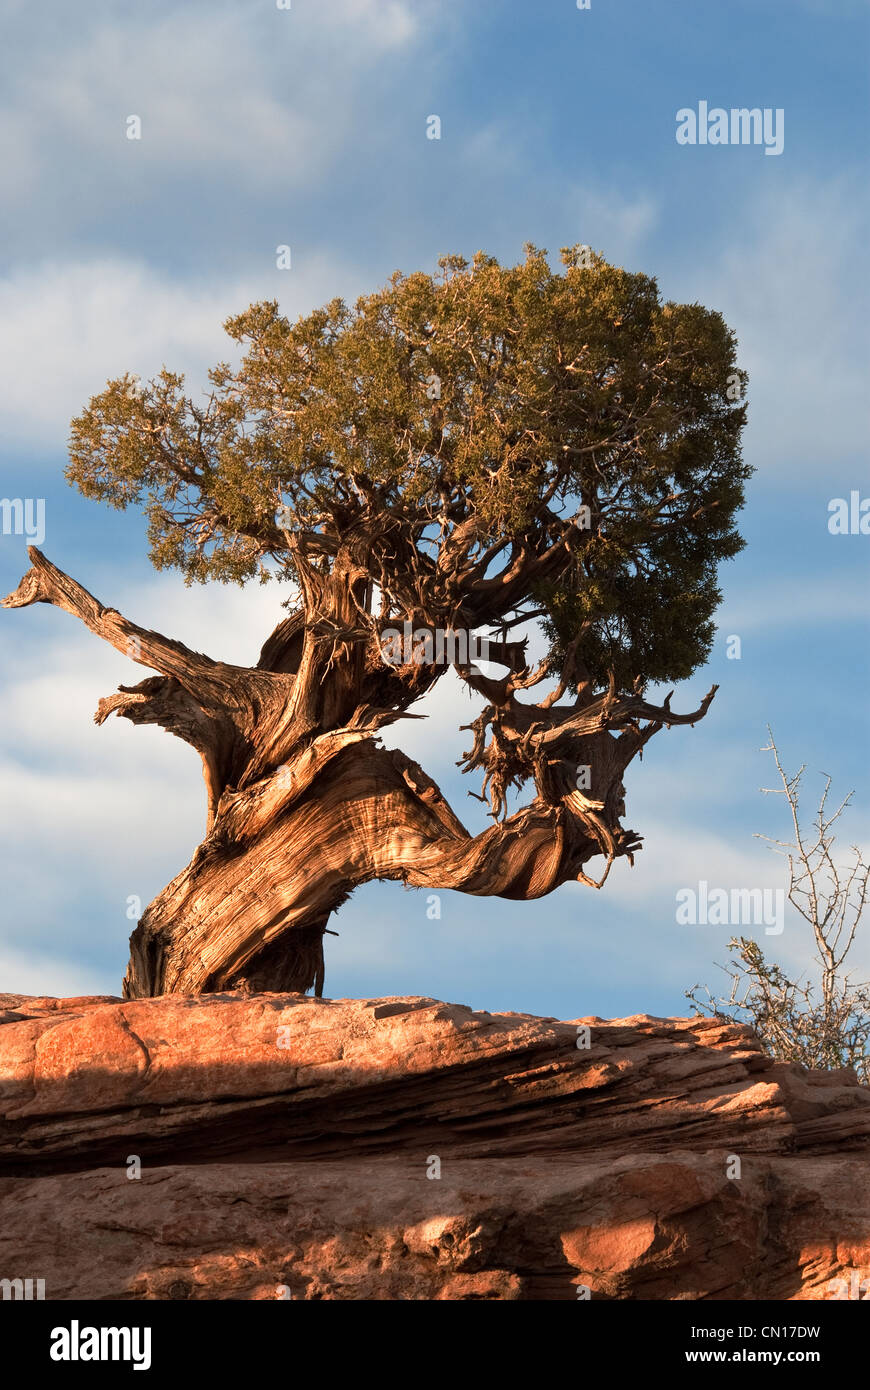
[0, 0, 867, 1018]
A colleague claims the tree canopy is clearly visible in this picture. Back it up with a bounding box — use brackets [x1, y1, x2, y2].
[67, 245, 749, 695]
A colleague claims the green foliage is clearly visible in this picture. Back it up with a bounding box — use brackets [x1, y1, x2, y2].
[67, 245, 750, 689]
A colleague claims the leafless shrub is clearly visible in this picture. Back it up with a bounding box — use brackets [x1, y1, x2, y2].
[687, 729, 870, 1082]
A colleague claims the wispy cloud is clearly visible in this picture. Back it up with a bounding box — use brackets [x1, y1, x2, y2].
[680, 177, 870, 480]
[0, 254, 368, 453]
[0, 0, 432, 218]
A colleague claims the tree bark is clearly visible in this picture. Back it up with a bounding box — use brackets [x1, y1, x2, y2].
[120, 741, 605, 997]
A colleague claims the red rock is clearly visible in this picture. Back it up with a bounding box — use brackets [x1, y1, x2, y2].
[0, 992, 868, 1299]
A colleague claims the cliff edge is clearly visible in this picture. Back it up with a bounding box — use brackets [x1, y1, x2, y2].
[1, 991, 868, 1300]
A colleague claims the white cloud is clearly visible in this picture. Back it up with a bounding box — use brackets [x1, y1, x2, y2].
[334, 0, 419, 44]
[676, 177, 870, 478]
[584, 821, 782, 903]
[0, 0, 429, 204]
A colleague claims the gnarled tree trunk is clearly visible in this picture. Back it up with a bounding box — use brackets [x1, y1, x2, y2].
[4, 547, 715, 998]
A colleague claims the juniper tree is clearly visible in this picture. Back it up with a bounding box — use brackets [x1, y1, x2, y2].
[3, 246, 749, 997]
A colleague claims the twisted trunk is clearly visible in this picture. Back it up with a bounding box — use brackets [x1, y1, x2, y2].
[4, 547, 716, 999]
[122, 743, 602, 997]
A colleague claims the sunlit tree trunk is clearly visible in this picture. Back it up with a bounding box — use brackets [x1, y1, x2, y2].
[4, 547, 715, 997]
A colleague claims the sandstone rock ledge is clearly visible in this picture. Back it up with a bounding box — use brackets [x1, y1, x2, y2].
[1, 991, 868, 1300]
